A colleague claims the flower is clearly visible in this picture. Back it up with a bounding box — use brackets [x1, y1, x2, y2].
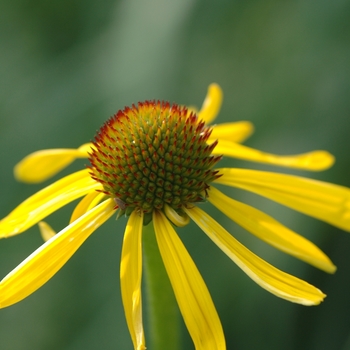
[1, 84, 350, 350]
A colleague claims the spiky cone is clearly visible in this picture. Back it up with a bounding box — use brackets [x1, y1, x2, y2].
[89, 100, 222, 224]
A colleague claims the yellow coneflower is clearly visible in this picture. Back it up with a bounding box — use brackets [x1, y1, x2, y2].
[1, 84, 349, 350]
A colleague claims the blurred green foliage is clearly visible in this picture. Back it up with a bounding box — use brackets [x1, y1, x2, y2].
[1, 0, 350, 349]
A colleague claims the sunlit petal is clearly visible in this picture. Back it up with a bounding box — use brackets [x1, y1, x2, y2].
[38, 221, 56, 242]
[0, 199, 115, 308]
[209, 121, 254, 143]
[14, 143, 94, 183]
[0, 170, 102, 237]
[215, 168, 350, 231]
[153, 210, 225, 350]
[70, 191, 106, 223]
[185, 206, 325, 305]
[208, 186, 336, 273]
[212, 141, 334, 171]
[198, 83, 223, 125]
[120, 210, 145, 350]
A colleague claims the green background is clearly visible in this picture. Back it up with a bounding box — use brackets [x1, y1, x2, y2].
[1, 0, 350, 349]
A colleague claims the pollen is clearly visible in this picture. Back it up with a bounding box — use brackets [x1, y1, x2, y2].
[89, 101, 222, 218]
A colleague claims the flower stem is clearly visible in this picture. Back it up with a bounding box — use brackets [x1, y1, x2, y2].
[143, 222, 180, 350]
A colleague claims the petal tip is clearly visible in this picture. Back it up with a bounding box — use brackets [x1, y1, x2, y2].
[38, 221, 56, 242]
[198, 83, 223, 124]
[306, 151, 335, 171]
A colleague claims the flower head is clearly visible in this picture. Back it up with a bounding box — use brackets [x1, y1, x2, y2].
[1, 84, 350, 350]
[89, 100, 221, 222]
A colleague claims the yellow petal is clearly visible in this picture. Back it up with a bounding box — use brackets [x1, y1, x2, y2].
[0, 169, 102, 237]
[208, 186, 336, 273]
[185, 206, 325, 305]
[70, 191, 106, 224]
[164, 204, 190, 227]
[215, 168, 350, 232]
[120, 210, 145, 350]
[198, 83, 223, 125]
[0, 199, 115, 308]
[14, 143, 94, 183]
[209, 121, 254, 143]
[38, 221, 56, 242]
[212, 141, 334, 171]
[153, 210, 225, 350]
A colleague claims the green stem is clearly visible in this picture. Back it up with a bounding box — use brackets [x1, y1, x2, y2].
[143, 222, 180, 350]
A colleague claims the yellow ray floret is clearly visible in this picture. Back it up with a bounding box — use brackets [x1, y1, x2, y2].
[212, 142, 334, 171]
[164, 204, 190, 227]
[208, 186, 336, 273]
[120, 210, 145, 350]
[198, 83, 223, 125]
[0, 169, 101, 237]
[209, 121, 254, 143]
[0, 199, 115, 308]
[70, 191, 106, 224]
[185, 206, 326, 305]
[153, 210, 226, 350]
[14, 143, 94, 183]
[215, 168, 350, 231]
[38, 221, 56, 242]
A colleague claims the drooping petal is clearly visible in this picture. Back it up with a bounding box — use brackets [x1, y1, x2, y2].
[215, 168, 350, 231]
[38, 221, 56, 242]
[0, 169, 102, 237]
[164, 204, 190, 227]
[208, 186, 336, 273]
[70, 191, 106, 224]
[14, 143, 94, 183]
[185, 206, 325, 305]
[0, 199, 115, 308]
[212, 141, 334, 171]
[120, 210, 145, 350]
[209, 121, 254, 143]
[153, 210, 225, 350]
[198, 83, 223, 125]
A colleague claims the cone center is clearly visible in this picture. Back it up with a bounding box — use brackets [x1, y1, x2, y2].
[89, 101, 221, 217]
